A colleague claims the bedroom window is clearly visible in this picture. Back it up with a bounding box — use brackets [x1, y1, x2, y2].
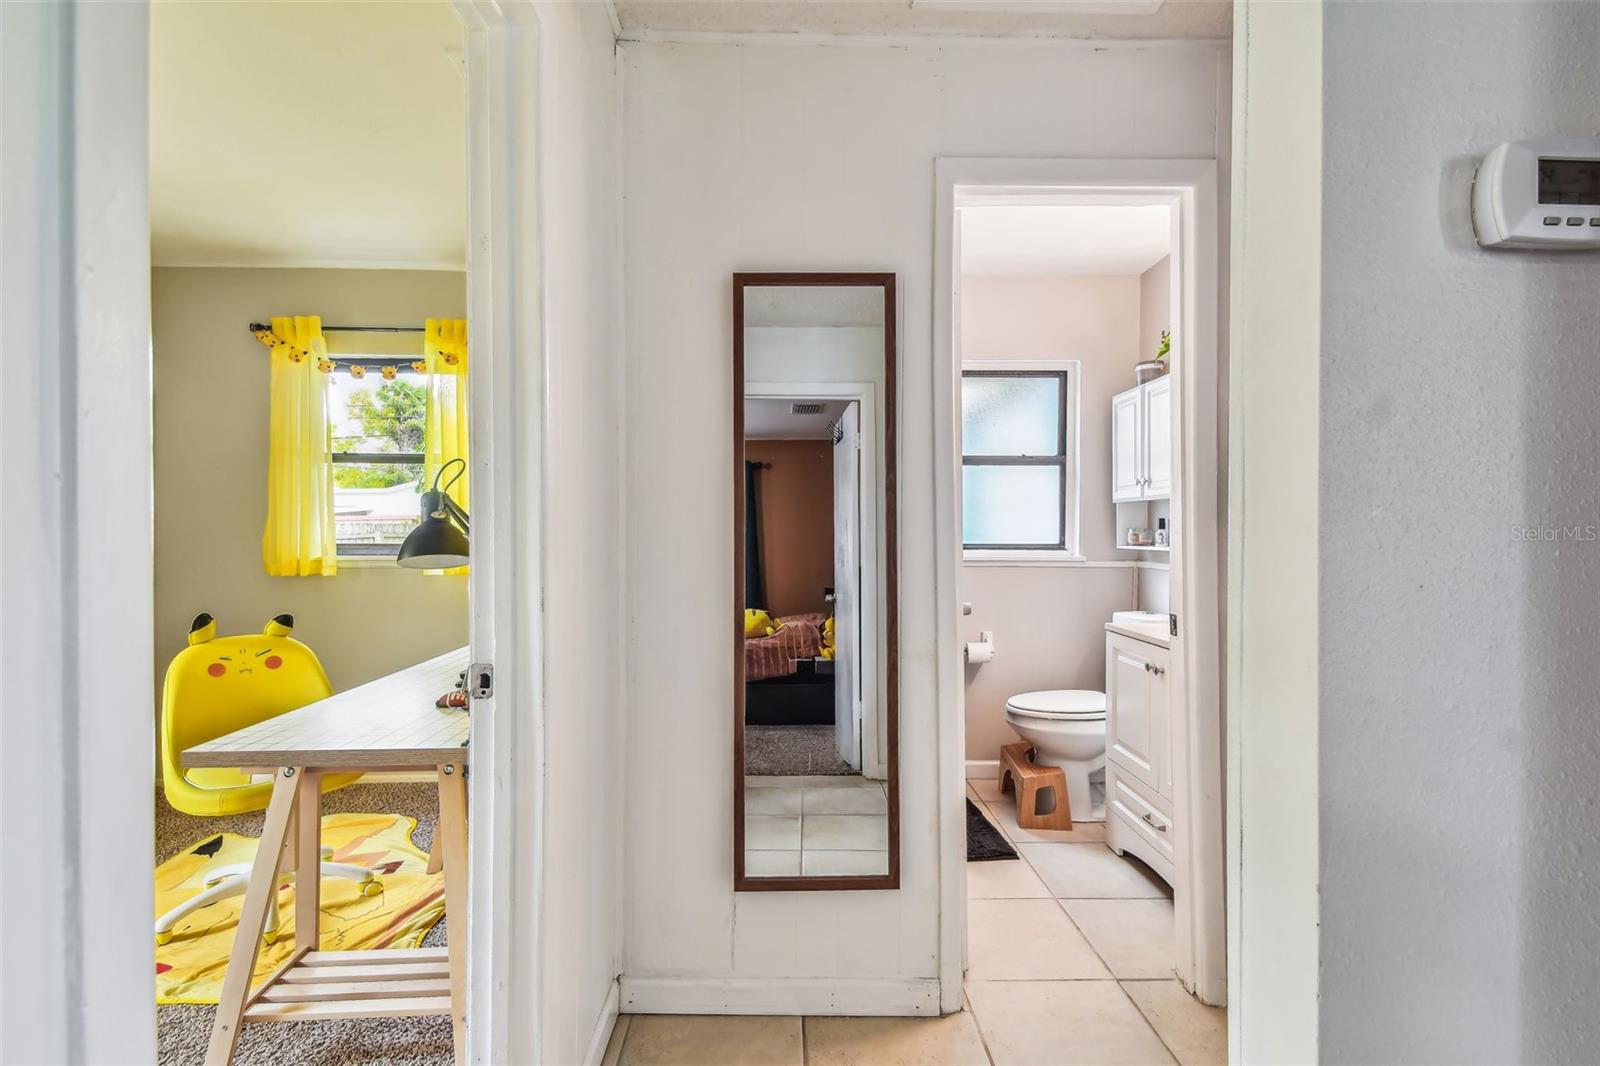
[328, 362, 426, 557]
[961, 366, 1079, 556]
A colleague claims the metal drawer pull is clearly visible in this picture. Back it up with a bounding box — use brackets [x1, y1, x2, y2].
[1141, 661, 1165, 676]
[1141, 813, 1168, 833]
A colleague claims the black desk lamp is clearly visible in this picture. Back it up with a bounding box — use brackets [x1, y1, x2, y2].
[397, 456, 470, 569]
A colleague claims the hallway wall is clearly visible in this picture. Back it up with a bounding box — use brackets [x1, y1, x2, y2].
[621, 36, 1229, 1006]
[1319, 2, 1600, 1061]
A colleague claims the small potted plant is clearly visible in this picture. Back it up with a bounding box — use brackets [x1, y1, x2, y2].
[1135, 330, 1171, 384]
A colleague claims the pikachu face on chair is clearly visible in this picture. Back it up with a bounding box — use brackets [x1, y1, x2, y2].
[182, 612, 326, 690]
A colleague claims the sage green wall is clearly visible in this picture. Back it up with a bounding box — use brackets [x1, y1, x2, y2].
[152, 267, 469, 715]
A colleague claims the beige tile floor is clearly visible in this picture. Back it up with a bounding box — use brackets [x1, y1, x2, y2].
[603, 780, 1226, 1065]
[745, 776, 890, 879]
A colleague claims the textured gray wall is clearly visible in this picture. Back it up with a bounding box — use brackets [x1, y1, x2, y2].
[1320, 3, 1600, 1061]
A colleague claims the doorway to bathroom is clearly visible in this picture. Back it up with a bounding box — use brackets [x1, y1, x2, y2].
[932, 159, 1226, 1032]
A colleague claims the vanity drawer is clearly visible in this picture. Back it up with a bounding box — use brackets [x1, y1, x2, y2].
[1107, 771, 1176, 884]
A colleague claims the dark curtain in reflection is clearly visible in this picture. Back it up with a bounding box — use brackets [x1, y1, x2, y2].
[745, 460, 766, 609]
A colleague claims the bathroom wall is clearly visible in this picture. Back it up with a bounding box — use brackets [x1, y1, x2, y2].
[622, 37, 1228, 1008]
[959, 273, 1144, 763]
[1318, 1, 1600, 1062]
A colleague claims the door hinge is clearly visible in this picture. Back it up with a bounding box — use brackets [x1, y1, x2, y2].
[469, 662, 494, 700]
[1169, 613, 1178, 638]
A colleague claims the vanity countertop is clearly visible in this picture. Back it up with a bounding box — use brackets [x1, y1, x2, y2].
[1105, 620, 1170, 648]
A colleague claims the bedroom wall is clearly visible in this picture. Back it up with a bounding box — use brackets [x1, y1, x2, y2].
[151, 266, 469, 707]
[746, 439, 834, 617]
[958, 273, 1143, 763]
[622, 37, 1228, 1010]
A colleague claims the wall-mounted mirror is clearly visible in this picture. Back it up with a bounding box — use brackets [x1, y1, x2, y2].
[734, 273, 898, 890]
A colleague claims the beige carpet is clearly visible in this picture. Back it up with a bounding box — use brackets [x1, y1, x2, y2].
[155, 782, 453, 1066]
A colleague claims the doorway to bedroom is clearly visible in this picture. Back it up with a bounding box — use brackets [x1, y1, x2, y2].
[148, 3, 472, 1062]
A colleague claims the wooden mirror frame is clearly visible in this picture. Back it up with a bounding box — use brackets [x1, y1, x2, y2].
[733, 272, 900, 892]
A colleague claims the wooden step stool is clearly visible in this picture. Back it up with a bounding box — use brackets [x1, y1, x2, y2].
[999, 741, 1073, 830]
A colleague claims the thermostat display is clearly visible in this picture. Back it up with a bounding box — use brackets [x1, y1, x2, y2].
[1539, 158, 1600, 206]
[1474, 138, 1600, 249]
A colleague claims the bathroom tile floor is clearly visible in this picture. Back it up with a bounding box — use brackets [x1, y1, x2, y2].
[603, 779, 1226, 1065]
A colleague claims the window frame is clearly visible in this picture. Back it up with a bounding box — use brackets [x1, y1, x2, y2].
[327, 356, 429, 560]
[961, 360, 1082, 561]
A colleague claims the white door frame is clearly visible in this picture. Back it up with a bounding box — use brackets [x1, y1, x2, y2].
[1, 4, 156, 1060]
[0, 2, 545, 1060]
[454, 2, 545, 1061]
[933, 157, 1225, 1009]
[746, 381, 885, 779]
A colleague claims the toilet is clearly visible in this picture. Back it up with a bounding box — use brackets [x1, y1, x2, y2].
[1003, 689, 1107, 821]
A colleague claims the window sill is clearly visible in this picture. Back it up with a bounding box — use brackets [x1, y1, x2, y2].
[335, 555, 403, 570]
[963, 549, 1090, 567]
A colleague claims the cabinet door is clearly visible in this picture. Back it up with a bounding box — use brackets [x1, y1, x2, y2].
[1106, 637, 1159, 792]
[1143, 376, 1172, 499]
[1111, 388, 1144, 502]
[1149, 649, 1173, 799]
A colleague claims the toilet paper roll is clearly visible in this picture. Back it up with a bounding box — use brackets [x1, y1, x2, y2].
[965, 640, 995, 664]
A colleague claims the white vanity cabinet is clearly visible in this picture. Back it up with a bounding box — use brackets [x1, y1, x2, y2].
[1105, 628, 1176, 886]
[1110, 376, 1171, 503]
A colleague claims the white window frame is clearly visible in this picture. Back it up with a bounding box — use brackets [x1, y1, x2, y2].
[327, 357, 430, 561]
[960, 358, 1083, 563]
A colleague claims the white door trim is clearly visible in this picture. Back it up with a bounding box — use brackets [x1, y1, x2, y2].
[454, 1, 545, 1062]
[933, 157, 1225, 1011]
[0, 4, 155, 1060]
[746, 380, 885, 779]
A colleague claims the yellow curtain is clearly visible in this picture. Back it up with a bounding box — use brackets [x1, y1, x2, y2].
[424, 318, 469, 575]
[260, 316, 335, 576]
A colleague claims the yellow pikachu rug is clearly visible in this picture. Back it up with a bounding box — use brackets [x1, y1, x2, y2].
[154, 813, 444, 1004]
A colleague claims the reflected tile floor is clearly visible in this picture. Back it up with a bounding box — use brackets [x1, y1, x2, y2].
[607, 780, 1226, 1066]
[744, 775, 888, 880]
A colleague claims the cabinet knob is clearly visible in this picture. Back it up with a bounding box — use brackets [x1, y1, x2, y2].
[1142, 813, 1168, 833]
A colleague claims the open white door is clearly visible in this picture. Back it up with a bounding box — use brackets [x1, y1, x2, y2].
[832, 403, 863, 768]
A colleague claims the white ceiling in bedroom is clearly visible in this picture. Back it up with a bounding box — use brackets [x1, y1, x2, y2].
[150, 0, 466, 269]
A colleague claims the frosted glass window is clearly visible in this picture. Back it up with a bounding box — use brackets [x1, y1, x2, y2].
[962, 375, 1062, 456]
[961, 369, 1073, 550]
[963, 467, 1062, 546]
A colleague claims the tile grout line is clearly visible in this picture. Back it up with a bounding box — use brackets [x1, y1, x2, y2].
[972, 777, 1179, 1058]
[962, 991, 1000, 1066]
[1113, 979, 1184, 1066]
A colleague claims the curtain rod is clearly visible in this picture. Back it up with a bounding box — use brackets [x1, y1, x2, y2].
[247, 321, 425, 334]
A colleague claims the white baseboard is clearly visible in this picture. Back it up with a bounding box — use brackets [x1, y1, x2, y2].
[965, 759, 1000, 781]
[583, 979, 622, 1066]
[620, 976, 940, 1016]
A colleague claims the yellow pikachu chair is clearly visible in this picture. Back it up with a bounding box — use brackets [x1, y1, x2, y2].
[155, 613, 375, 946]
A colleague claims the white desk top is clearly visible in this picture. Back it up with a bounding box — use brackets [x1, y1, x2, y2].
[184, 647, 472, 770]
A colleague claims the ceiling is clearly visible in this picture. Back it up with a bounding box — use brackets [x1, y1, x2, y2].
[745, 399, 849, 440]
[614, 0, 1230, 40]
[961, 205, 1171, 276]
[149, 0, 466, 269]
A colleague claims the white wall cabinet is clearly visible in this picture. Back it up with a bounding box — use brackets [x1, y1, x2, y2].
[1105, 629, 1175, 885]
[1111, 377, 1171, 502]
[1111, 388, 1144, 502]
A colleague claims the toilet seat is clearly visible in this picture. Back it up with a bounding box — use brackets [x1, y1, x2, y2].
[1004, 689, 1106, 721]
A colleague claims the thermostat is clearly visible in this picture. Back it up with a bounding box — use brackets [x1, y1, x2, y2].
[1472, 137, 1600, 249]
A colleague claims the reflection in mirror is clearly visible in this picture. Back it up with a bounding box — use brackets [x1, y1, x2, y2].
[735, 275, 897, 889]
